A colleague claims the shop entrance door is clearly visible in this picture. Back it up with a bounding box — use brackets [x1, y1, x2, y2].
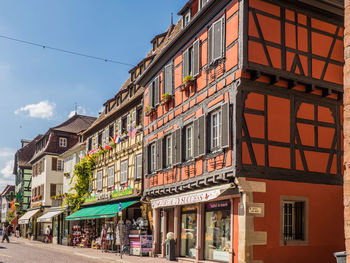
[180, 206, 197, 258]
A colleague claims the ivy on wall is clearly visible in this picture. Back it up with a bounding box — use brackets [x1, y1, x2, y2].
[63, 155, 95, 212]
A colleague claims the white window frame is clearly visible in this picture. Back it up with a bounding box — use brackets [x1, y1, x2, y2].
[211, 110, 221, 150]
[185, 125, 194, 160]
[107, 165, 115, 189]
[97, 170, 103, 191]
[57, 160, 63, 171]
[166, 135, 172, 167]
[150, 143, 157, 172]
[199, 0, 210, 9]
[183, 10, 191, 27]
[120, 160, 128, 185]
[59, 137, 67, 147]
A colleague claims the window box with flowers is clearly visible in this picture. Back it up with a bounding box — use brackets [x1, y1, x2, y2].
[145, 105, 155, 116]
[51, 194, 65, 200]
[181, 75, 194, 91]
[120, 132, 128, 141]
[161, 93, 173, 105]
[135, 124, 143, 131]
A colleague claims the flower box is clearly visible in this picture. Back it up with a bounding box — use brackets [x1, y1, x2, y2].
[120, 133, 128, 141]
[145, 106, 155, 116]
[182, 76, 194, 91]
[135, 125, 143, 131]
[161, 93, 172, 105]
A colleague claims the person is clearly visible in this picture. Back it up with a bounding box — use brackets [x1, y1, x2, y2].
[15, 225, 20, 238]
[101, 225, 107, 252]
[45, 225, 51, 243]
[2, 224, 10, 243]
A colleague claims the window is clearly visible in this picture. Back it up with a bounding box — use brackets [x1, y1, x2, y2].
[109, 124, 115, 141]
[208, 16, 224, 65]
[164, 64, 173, 95]
[149, 77, 160, 107]
[135, 154, 142, 180]
[183, 39, 200, 78]
[165, 135, 172, 167]
[50, 184, 56, 197]
[107, 165, 115, 189]
[120, 160, 128, 184]
[211, 110, 221, 150]
[57, 160, 63, 171]
[280, 197, 308, 245]
[121, 116, 128, 134]
[183, 10, 191, 27]
[98, 132, 103, 147]
[199, 0, 210, 9]
[59, 137, 67, 147]
[185, 125, 194, 160]
[88, 137, 92, 151]
[96, 170, 103, 191]
[136, 107, 143, 126]
[52, 157, 58, 171]
[150, 143, 157, 172]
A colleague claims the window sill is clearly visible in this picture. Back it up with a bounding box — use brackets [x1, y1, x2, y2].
[280, 240, 308, 246]
[205, 149, 224, 159]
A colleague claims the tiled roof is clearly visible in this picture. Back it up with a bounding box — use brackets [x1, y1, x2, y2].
[13, 135, 43, 174]
[52, 114, 97, 134]
[0, 185, 15, 197]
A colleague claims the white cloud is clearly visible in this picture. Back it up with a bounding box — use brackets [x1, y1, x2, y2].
[14, 100, 55, 119]
[0, 160, 13, 179]
[68, 106, 87, 118]
[0, 148, 15, 158]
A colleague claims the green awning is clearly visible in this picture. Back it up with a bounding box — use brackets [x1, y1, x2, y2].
[65, 200, 137, 221]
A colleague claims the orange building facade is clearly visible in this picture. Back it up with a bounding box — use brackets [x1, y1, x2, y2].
[138, 0, 345, 262]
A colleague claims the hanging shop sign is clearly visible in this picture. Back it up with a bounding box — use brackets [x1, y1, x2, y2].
[151, 188, 222, 208]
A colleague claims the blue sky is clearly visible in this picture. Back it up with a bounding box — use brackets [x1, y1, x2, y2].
[0, 0, 187, 190]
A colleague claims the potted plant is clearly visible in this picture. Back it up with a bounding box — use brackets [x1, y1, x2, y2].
[182, 75, 194, 91]
[145, 105, 155, 116]
[161, 93, 172, 105]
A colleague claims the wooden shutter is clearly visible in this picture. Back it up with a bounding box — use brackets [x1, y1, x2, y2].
[198, 115, 206, 156]
[157, 139, 163, 171]
[183, 49, 189, 78]
[127, 114, 130, 133]
[41, 184, 44, 197]
[164, 64, 173, 95]
[213, 18, 223, 61]
[206, 114, 211, 153]
[149, 83, 154, 107]
[172, 133, 177, 166]
[118, 119, 122, 136]
[132, 110, 136, 127]
[221, 102, 230, 148]
[174, 128, 182, 165]
[50, 184, 56, 197]
[193, 39, 200, 76]
[154, 77, 160, 105]
[144, 146, 149, 176]
[193, 119, 199, 158]
[208, 26, 213, 64]
[52, 157, 57, 171]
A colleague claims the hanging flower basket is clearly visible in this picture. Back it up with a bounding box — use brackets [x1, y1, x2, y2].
[161, 93, 172, 105]
[182, 75, 194, 91]
[145, 106, 155, 116]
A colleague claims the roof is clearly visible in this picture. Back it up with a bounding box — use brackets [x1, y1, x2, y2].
[0, 185, 15, 197]
[13, 135, 43, 174]
[52, 114, 96, 134]
[178, 0, 194, 15]
[60, 141, 85, 158]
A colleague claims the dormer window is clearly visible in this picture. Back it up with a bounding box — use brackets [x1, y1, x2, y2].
[199, 0, 210, 9]
[183, 10, 191, 27]
[59, 137, 67, 147]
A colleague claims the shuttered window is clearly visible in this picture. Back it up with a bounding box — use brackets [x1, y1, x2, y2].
[183, 49, 189, 79]
[211, 110, 221, 150]
[165, 135, 172, 167]
[150, 143, 157, 172]
[173, 129, 182, 165]
[57, 160, 63, 171]
[193, 39, 200, 76]
[185, 125, 194, 160]
[107, 165, 115, 188]
[50, 184, 56, 197]
[157, 139, 163, 171]
[98, 132, 103, 147]
[52, 157, 57, 171]
[132, 110, 137, 127]
[154, 76, 160, 106]
[97, 170, 103, 191]
[221, 102, 230, 148]
[149, 82, 154, 107]
[164, 64, 173, 95]
[208, 16, 225, 65]
[135, 154, 142, 180]
[109, 123, 115, 141]
[118, 119, 122, 136]
[120, 160, 128, 184]
[144, 146, 149, 176]
[183, 40, 200, 79]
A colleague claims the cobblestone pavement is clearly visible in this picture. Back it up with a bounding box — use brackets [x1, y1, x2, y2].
[0, 238, 170, 263]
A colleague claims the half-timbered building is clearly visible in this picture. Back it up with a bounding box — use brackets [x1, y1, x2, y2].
[138, 0, 345, 262]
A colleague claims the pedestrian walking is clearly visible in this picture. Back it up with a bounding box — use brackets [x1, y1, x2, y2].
[2, 225, 10, 243]
[45, 225, 51, 243]
[15, 225, 20, 238]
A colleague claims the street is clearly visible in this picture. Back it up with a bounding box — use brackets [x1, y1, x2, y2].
[0, 240, 108, 263]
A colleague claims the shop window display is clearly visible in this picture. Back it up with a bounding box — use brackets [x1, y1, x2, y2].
[180, 206, 197, 258]
[205, 201, 231, 262]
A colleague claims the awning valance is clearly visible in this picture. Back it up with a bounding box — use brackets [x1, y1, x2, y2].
[151, 183, 236, 209]
[37, 210, 64, 223]
[18, 209, 40, 224]
[66, 200, 137, 221]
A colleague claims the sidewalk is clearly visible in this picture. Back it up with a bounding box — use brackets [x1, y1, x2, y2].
[15, 237, 171, 263]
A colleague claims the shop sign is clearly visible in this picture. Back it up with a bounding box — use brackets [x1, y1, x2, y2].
[151, 189, 221, 208]
[85, 187, 134, 203]
[206, 200, 230, 210]
[248, 206, 262, 214]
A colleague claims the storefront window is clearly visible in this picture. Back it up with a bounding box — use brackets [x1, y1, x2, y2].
[205, 201, 231, 262]
[180, 206, 197, 258]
